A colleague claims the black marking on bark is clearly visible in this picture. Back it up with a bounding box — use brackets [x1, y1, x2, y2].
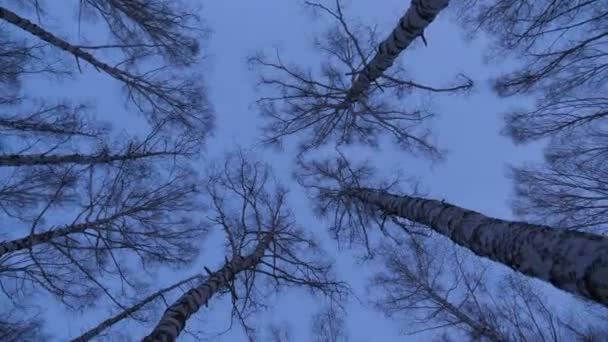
[420, 31, 428, 46]
[583, 259, 606, 302]
[414, 0, 436, 22]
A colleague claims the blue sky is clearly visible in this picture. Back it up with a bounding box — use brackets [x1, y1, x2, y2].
[3, 0, 593, 340]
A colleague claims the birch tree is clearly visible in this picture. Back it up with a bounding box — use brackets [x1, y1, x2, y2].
[266, 323, 293, 342]
[454, 1, 608, 234]
[509, 128, 608, 234]
[72, 274, 202, 341]
[250, 0, 471, 156]
[92, 152, 347, 341]
[19, 0, 206, 68]
[0, 0, 216, 338]
[0, 3, 213, 138]
[0, 0, 211, 314]
[0, 118, 196, 167]
[373, 239, 508, 341]
[456, 0, 607, 134]
[0, 308, 46, 341]
[0, 27, 68, 105]
[311, 305, 349, 342]
[0, 159, 205, 309]
[372, 237, 608, 341]
[295, 154, 608, 307]
[0, 115, 196, 223]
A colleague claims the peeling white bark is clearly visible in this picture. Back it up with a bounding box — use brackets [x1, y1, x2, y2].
[346, 187, 608, 306]
[343, 0, 450, 105]
[142, 233, 274, 342]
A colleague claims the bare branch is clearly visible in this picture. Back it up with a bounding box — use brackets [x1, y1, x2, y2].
[141, 152, 348, 341]
[297, 154, 608, 307]
[251, 0, 468, 156]
[0, 6, 213, 138]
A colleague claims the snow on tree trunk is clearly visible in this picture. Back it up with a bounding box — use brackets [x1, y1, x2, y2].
[0, 151, 167, 167]
[346, 187, 608, 306]
[142, 233, 274, 342]
[342, 0, 450, 106]
[71, 275, 201, 342]
[0, 210, 138, 257]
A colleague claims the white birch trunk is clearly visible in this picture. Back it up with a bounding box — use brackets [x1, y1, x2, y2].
[0, 209, 138, 257]
[342, 0, 449, 105]
[0, 118, 92, 137]
[346, 187, 608, 306]
[71, 275, 201, 342]
[0, 6, 141, 86]
[0, 151, 167, 167]
[142, 233, 274, 342]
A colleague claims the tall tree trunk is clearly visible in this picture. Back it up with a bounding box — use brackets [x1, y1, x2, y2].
[344, 187, 608, 306]
[0, 6, 144, 88]
[142, 233, 274, 342]
[0, 209, 139, 257]
[0, 151, 169, 167]
[0, 118, 96, 137]
[71, 275, 201, 342]
[342, 0, 449, 106]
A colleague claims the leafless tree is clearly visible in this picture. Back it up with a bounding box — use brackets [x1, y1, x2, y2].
[311, 304, 349, 342]
[372, 237, 608, 341]
[71, 274, 202, 341]
[265, 323, 293, 342]
[373, 239, 506, 341]
[250, 0, 471, 156]
[0, 113, 197, 222]
[0, 309, 46, 341]
[0, 1, 214, 338]
[20, 0, 206, 68]
[134, 152, 348, 341]
[0, 84, 206, 312]
[0, 4, 213, 139]
[509, 127, 608, 234]
[453, 1, 608, 236]
[295, 153, 608, 307]
[0, 26, 68, 104]
[456, 0, 607, 142]
[0, 157, 205, 309]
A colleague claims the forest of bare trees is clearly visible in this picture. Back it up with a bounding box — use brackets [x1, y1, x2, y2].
[0, 0, 606, 341]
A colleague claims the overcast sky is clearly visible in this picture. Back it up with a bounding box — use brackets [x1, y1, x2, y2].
[6, 0, 588, 340]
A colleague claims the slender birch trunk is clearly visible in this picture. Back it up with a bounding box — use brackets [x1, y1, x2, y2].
[0, 6, 143, 87]
[342, 0, 449, 105]
[72, 275, 202, 342]
[0, 118, 95, 137]
[142, 233, 274, 342]
[0, 209, 138, 257]
[345, 187, 608, 306]
[0, 151, 169, 167]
